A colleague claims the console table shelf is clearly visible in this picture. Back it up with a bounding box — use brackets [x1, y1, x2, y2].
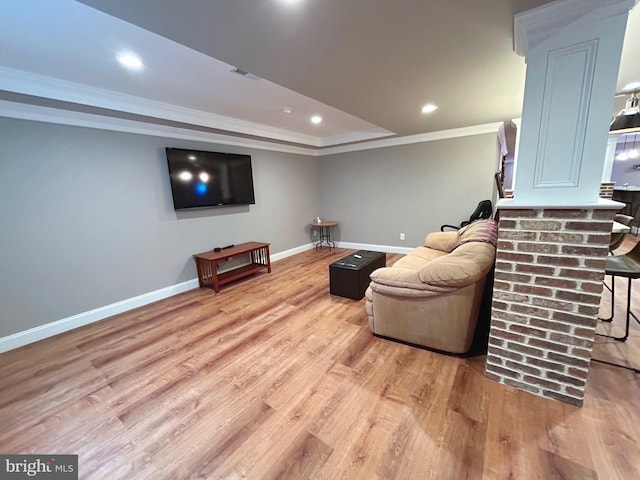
[193, 241, 271, 292]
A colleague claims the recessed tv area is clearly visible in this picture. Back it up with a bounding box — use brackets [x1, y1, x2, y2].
[166, 147, 256, 210]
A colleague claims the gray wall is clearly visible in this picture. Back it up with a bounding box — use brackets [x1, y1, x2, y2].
[317, 134, 499, 247]
[0, 118, 319, 336]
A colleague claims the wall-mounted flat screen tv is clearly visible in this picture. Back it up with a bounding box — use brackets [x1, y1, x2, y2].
[166, 147, 256, 210]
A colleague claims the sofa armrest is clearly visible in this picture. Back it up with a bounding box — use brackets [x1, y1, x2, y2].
[424, 231, 459, 253]
[370, 266, 423, 286]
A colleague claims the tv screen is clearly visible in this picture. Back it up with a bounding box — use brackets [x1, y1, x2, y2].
[166, 147, 256, 210]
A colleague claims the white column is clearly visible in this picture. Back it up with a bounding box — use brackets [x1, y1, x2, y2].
[507, 0, 635, 207]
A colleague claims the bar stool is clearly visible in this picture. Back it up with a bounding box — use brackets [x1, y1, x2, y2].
[593, 241, 640, 372]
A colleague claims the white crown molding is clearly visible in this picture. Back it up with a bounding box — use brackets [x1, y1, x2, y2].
[0, 66, 327, 147]
[317, 122, 503, 156]
[1, 100, 504, 157]
[0, 100, 318, 156]
[514, 0, 637, 57]
[319, 129, 396, 147]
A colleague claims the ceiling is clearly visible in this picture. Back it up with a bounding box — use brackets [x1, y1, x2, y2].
[0, 0, 638, 150]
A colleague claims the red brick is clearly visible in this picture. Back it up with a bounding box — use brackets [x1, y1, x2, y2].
[493, 291, 530, 303]
[513, 284, 553, 297]
[529, 318, 572, 333]
[507, 342, 545, 357]
[547, 352, 590, 368]
[502, 377, 542, 394]
[492, 310, 530, 325]
[522, 375, 562, 391]
[486, 362, 522, 379]
[492, 300, 509, 311]
[501, 209, 539, 218]
[564, 386, 585, 398]
[592, 209, 617, 220]
[542, 209, 588, 218]
[488, 336, 504, 347]
[585, 258, 606, 269]
[554, 290, 601, 305]
[484, 371, 502, 383]
[490, 319, 508, 330]
[546, 371, 586, 387]
[528, 357, 567, 372]
[519, 220, 563, 231]
[573, 327, 596, 339]
[498, 252, 536, 263]
[516, 264, 556, 276]
[527, 338, 570, 353]
[511, 304, 551, 318]
[542, 390, 583, 407]
[535, 277, 577, 289]
[517, 243, 559, 254]
[561, 245, 608, 256]
[538, 232, 585, 243]
[538, 256, 581, 267]
[495, 261, 514, 271]
[565, 221, 612, 232]
[506, 360, 542, 376]
[531, 297, 574, 312]
[488, 345, 524, 362]
[567, 367, 589, 380]
[548, 332, 593, 349]
[551, 311, 597, 328]
[495, 271, 533, 283]
[501, 231, 538, 241]
[499, 219, 517, 229]
[580, 281, 604, 294]
[509, 324, 548, 339]
[571, 347, 592, 359]
[493, 280, 511, 290]
[588, 234, 613, 245]
[497, 240, 515, 251]
[559, 269, 603, 281]
[577, 304, 600, 317]
[492, 328, 525, 343]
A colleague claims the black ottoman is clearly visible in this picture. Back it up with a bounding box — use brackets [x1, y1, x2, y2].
[330, 250, 386, 300]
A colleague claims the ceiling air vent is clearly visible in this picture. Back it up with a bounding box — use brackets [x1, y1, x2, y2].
[230, 67, 261, 81]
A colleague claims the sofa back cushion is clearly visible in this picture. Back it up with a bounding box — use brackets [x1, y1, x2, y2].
[455, 219, 498, 249]
[424, 231, 459, 253]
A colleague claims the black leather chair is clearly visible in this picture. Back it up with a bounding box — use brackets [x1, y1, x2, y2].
[441, 200, 493, 232]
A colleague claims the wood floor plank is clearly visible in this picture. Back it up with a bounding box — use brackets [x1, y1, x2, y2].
[1, 247, 640, 479]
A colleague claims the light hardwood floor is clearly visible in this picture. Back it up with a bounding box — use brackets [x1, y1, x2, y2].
[1, 246, 639, 479]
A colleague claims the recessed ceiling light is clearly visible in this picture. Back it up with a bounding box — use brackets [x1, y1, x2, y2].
[623, 81, 640, 92]
[117, 52, 144, 70]
[311, 115, 322, 124]
[281, 107, 293, 114]
[421, 103, 438, 114]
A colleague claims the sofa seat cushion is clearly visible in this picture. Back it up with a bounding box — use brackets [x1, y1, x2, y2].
[394, 245, 447, 269]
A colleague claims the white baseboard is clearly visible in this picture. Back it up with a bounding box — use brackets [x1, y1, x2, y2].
[0, 241, 403, 353]
[336, 241, 413, 255]
[0, 278, 200, 354]
[0, 243, 319, 353]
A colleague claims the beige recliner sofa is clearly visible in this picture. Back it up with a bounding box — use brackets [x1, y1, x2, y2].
[365, 219, 498, 354]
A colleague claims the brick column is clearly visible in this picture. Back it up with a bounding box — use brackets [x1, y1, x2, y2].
[599, 182, 615, 199]
[485, 207, 616, 407]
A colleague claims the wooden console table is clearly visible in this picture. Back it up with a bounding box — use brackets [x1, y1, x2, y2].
[193, 242, 271, 292]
